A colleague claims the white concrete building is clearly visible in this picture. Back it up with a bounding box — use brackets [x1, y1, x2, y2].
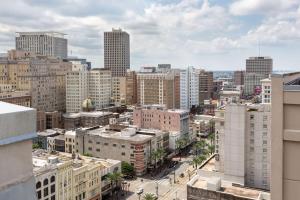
[66, 68, 111, 113]
[261, 78, 271, 104]
[16, 32, 68, 59]
[215, 103, 271, 190]
[0, 102, 37, 200]
[180, 66, 199, 110]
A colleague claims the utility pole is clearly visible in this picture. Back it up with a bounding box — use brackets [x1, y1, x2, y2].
[155, 181, 159, 197]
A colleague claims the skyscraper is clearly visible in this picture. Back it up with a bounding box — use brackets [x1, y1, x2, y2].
[244, 57, 273, 96]
[180, 66, 199, 110]
[16, 32, 68, 59]
[104, 28, 130, 77]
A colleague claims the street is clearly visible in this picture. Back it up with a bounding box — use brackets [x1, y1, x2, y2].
[119, 154, 196, 200]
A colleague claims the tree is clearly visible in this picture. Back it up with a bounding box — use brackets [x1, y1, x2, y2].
[32, 143, 41, 149]
[107, 172, 123, 199]
[143, 193, 157, 200]
[157, 148, 166, 165]
[208, 144, 215, 155]
[151, 150, 160, 170]
[121, 161, 135, 177]
[208, 132, 215, 146]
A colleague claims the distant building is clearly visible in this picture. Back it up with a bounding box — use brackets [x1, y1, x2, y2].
[66, 69, 111, 113]
[180, 66, 199, 110]
[198, 70, 214, 103]
[16, 32, 67, 59]
[104, 28, 130, 77]
[137, 71, 180, 109]
[0, 90, 31, 107]
[234, 70, 245, 86]
[0, 102, 37, 200]
[244, 57, 273, 96]
[261, 78, 271, 104]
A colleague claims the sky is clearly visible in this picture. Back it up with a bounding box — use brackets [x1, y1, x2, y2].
[0, 0, 300, 71]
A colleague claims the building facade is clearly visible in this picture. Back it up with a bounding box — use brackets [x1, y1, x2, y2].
[104, 28, 130, 77]
[198, 70, 213, 104]
[180, 66, 199, 110]
[234, 70, 245, 86]
[137, 71, 180, 109]
[16, 32, 67, 59]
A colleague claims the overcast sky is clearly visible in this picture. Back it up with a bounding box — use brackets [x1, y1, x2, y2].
[0, 0, 300, 70]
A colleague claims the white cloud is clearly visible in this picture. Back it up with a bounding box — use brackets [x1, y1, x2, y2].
[230, 0, 299, 16]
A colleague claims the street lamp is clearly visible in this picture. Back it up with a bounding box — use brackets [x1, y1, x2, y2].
[155, 181, 159, 197]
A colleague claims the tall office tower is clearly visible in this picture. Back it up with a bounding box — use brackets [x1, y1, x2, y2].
[271, 73, 300, 200]
[234, 70, 245, 86]
[180, 66, 199, 110]
[16, 32, 67, 59]
[0, 102, 37, 200]
[137, 71, 180, 109]
[104, 28, 130, 77]
[88, 69, 111, 109]
[125, 70, 137, 105]
[215, 103, 271, 190]
[198, 69, 213, 104]
[244, 57, 273, 96]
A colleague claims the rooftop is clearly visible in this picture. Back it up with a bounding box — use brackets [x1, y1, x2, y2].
[63, 111, 113, 118]
[87, 127, 153, 142]
[0, 101, 33, 114]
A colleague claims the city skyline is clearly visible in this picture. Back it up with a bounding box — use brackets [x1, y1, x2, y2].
[0, 0, 300, 70]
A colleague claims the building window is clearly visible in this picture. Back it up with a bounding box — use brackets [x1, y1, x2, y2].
[96, 148, 100, 152]
[122, 145, 125, 148]
[88, 140, 92, 143]
[88, 147, 92, 151]
[50, 176, 55, 183]
[36, 182, 41, 189]
[51, 195, 55, 200]
[43, 179, 48, 186]
[37, 190, 41, 199]
[44, 187, 48, 197]
[51, 184, 55, 193]
[263, 124, 267, 128]
[250, 115, 254, 119]
[122, 152, 125, 156]
[104, 143, 108, 146]
[113, 144, 117, 147]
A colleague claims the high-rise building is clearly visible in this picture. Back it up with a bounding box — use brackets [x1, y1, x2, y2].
[66, 68, 111, 113]
[215, 103, 271, 190]
[16, 32, 68, 59]
[0, 102, 37, 200]
[180, 66, 199, 110]
[244, 57, 273, 96]
[125, 70, 137, 105]
[0, 50, 72, 131]
[137, 70, 180, 109]
[104, 28, 130, 77]
[233, 70, 245, 86]
[198, 70, 213, 103]
[271, 73, 300, 200]
[261, 78, 271, 104]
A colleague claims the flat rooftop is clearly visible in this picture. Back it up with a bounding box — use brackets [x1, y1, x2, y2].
[63, 111, 112, 118]
[0, 101, 33, 114]
[87, 128, 153, 142]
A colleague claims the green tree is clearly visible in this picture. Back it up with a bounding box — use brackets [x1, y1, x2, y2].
[151, 150, 160, 170]
[143, 193, 157, 200]
[83, 153, 93, 157]
[121, 161, 135, 177]
[32, 143, 41, 149]
[157, 148, 166, 165]
[208, 144, 215, 155]
[107, 172, 123, 199]
[208, 132, 215, 146]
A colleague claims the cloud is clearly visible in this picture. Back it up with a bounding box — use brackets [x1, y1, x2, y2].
[230, 0, 299, 16]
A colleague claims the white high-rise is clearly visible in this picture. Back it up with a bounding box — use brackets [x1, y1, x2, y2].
[66, 68, 111, 113]
[16, 32, 67, 59]
[180, 66, 199, 110]
[215, 103, 271, 190]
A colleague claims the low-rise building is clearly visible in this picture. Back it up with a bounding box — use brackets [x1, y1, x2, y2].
[75, 126, 168, 175]
[32, 150, 121, 200]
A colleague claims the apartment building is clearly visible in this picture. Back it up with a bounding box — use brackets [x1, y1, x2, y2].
[16, 32, 67, 59]
[66, 68, 111, 113]
[0, 50, 71, 112]
[104, 28, 130, 77]
[234, 70, 245, 86]
[244, 57, 273, 96]
[32, 150, 121, 200]
[75, 126, 168, 175]
[198, 70, 214, 104]
[137, 71, 180, 109]
[214, 103, 271, 190]
[0, 102, 37, 200]
[271, 73, 300, 200]
[180, 66, 199, 110]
